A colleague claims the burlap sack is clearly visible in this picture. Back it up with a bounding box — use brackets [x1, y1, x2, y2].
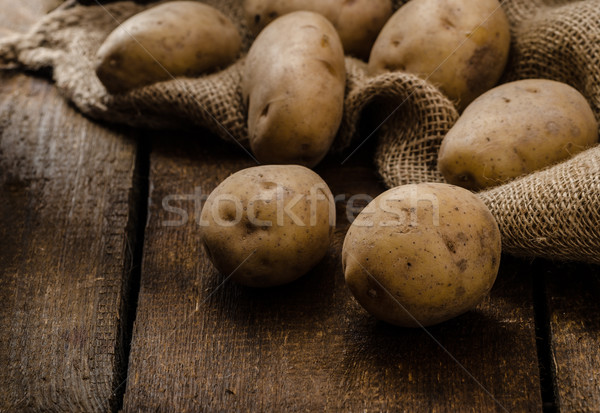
[0, 0, 598, 264]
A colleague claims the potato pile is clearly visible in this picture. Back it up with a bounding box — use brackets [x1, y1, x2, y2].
[94, 1, 598, 327]
[94, 0, 517, 167]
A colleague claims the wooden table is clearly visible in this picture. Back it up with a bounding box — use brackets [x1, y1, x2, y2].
[1, 2, 599, 412]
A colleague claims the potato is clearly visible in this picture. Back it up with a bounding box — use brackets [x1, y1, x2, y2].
[438, 79, 599, 190]
[368, 0, 510, 110]
[342, 183, 501, 327]
[243, 0, 393, 59]
[242, 11, 345, 167]
[95, 1, 241, 94]
[200, 165, 335, 287]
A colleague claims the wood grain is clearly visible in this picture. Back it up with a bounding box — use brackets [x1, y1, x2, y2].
[542, 261, 600, 412]
[123, 133, 542, 412]
[0, 72, 139, 412]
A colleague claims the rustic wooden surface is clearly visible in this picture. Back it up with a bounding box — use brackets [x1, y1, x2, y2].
[121, 134, 543, 412]
[2, 1, 600, 412]
[0, 2, 143, 404]
[0, 6, 142, 412]
[0, 71, 141, 412]
[540, 261, 600, 412]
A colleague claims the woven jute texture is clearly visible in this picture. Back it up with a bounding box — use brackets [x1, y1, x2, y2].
[0, 0, 598, 264]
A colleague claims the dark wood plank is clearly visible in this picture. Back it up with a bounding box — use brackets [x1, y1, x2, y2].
[123, 132, 542, 412]
[0, 72, 140, 411]
[541, 261, 600, 412]
[1, 2, 140, 411]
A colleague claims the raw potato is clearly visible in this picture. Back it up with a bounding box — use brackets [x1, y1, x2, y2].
[368, 0, 510, 110]
[438, 79, 599, 190]
[342, 183, 501, 327]
[200, 165, 335, 287]
[244, 0, 393, 59]
[95, 1, 241, 94]
[242, 11, 345, 167]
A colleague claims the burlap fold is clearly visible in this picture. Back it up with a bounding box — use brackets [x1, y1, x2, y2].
[0, 0, 598, 264]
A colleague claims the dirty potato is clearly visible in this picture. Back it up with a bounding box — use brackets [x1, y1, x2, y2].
[342, 183, 501, 327]
[200, 165, 335, 287]
[368, 0, 510, 110]
[95, 1, 241, 94]
[438, 79, 599, 190]
[244, 0, 393, 58]
[242, 11, 346, 167]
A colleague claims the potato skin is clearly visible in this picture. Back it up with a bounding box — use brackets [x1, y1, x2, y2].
[95, 1, 241, 94]
[200, 165, 335, 287]
[438, 79, 599, 190]
[244, 0, 393, 59]
[368, 0, 510, 110]
[342, 183, 501, 327]
[242, 11, 346, 167]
